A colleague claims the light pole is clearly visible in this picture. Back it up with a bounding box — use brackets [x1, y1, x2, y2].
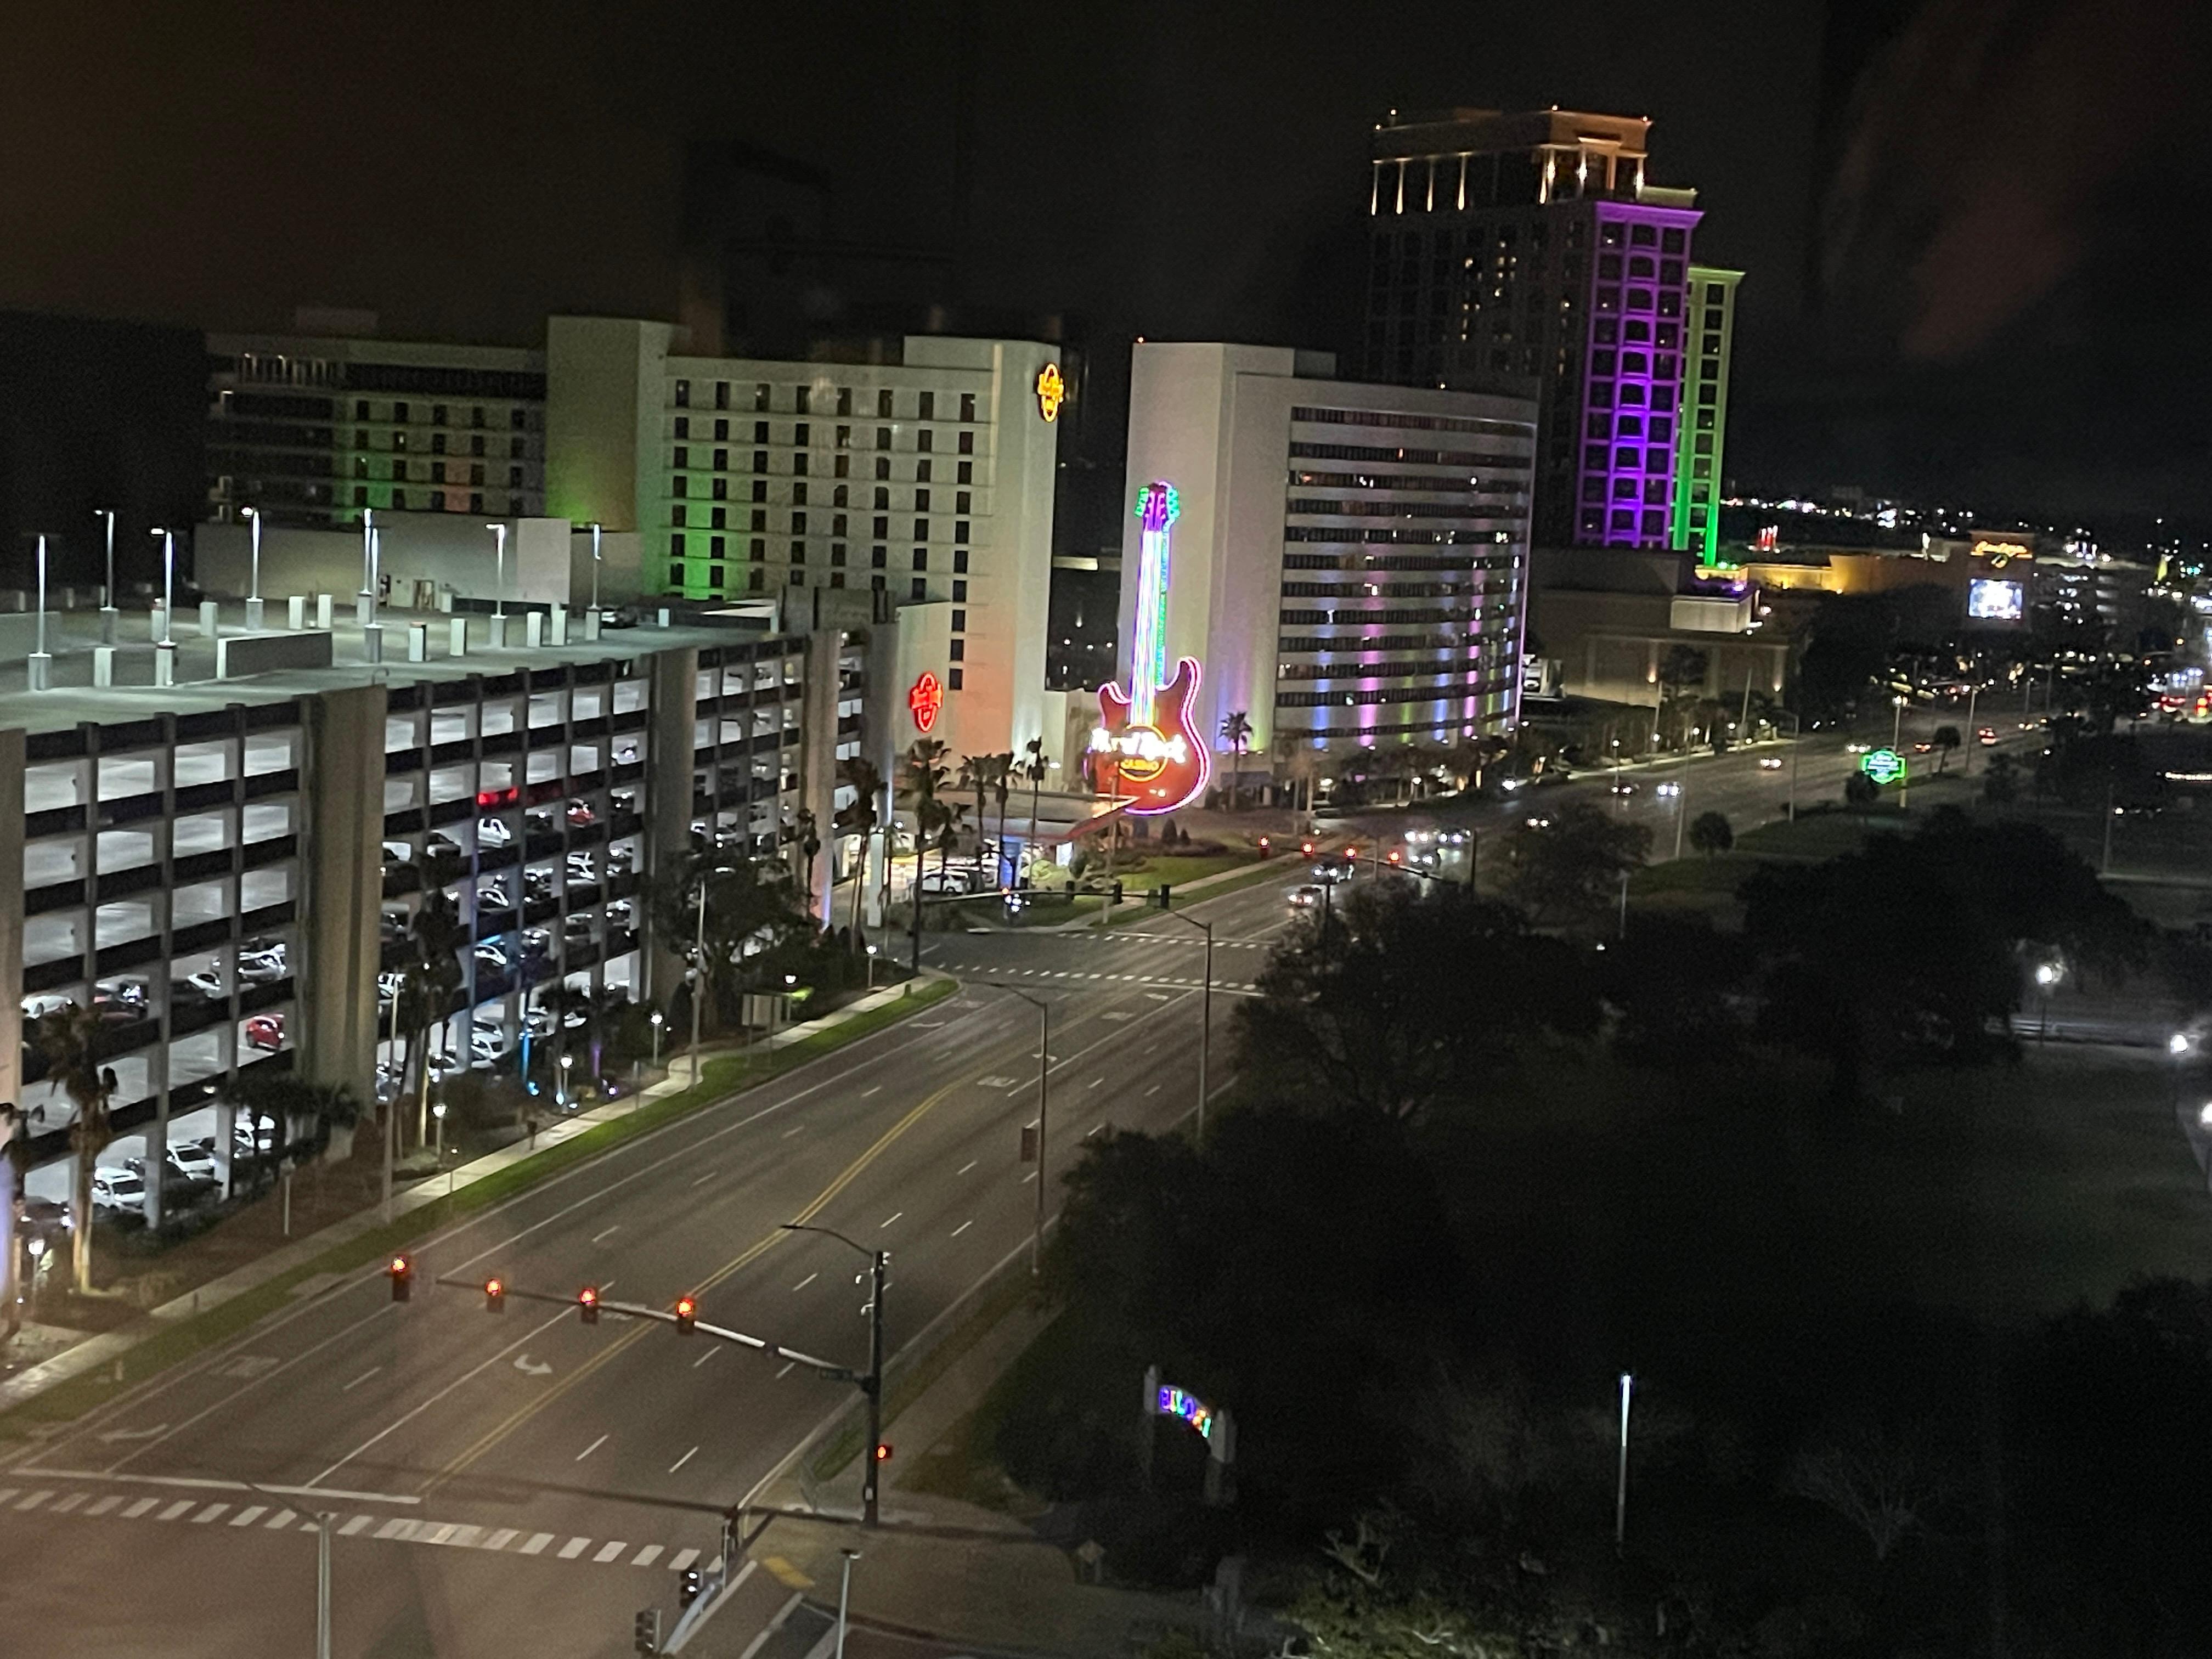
[558, 1051, 574, 1109]
[488, 522, 509, 646]
[834, 1548, 861, 1659]
[28, 534, 50, 691]
[150, 528, 177, 686]
[650, 1010, 663, 1069]
[2034, 960, 2062, 1044]
[588, 521, 603, 614]
[432, 1100, 447, 1163]
[1772, 709, 1803, 822]
[1152, 910, 1214, 1140]
[94, 507, 117, 642]
[1961, 682, 1979, 778]
[358, 507, 377, 628]
[315, 1509, 335, 1659]
[1614, 1372, 1635, 1556]
[242, 505, 265, 629]
[778, 1223, 889, 1526]
[865, 943, 878, 991]
[982, 983, 1051, 1275]
[1891, 695, 1911, 811]
[687, 869, 708, 1086]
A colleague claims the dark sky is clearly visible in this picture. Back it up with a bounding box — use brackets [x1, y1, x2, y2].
[8, 0, 2207, 539]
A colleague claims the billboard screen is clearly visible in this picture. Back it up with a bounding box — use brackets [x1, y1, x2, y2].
[1968, 578, 2024, 622]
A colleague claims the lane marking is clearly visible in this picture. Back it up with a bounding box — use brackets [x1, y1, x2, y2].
[691, 1171, 717, 1186]
[15, 1491, 52, 1511]
[520, 1532, 554, 1556]
[156, 1499, 195, 1521]
[342, 1368, 380, 1392]
[1087, 1076, 1105, 1088]
[266, 1508, 296, 1529]
[669, 1446, 698, 1474]
[1087, 1123, 1104, 1138]
[957, 1160, 977, 1175]
[634, 1544, 663, 1567]
[557, 1537, 590, 1560]
[1022, 1171, 1037, 1183]
[951, 1220, 973, 1237]
[591, 1225, 621, 1244]
[593, 1540, 628, 1564]
[669, 1548, 700, 1572]
[879, 1211, 901, 1229]
[692, 1348, 717, 1369]
[230, 1504, 266, 1526]
[781, 1125, 804, 1137]
[483, 1528, 519, 1551]
[86, 1496, 121, 1517]
[860, 1086, 882, 1097]
[122, 1499, 157, 1519]
[340, 1514, 374, 1536]
[1146, 1085, 1161, 1096]
[791, 1273, 817, 1293]
[574, 1435, 607, 1463]
[776, 1362, 795, 1379]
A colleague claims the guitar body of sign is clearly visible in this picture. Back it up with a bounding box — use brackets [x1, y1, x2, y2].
[1093, 659, 1207, 815]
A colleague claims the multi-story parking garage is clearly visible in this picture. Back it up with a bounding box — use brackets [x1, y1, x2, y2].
[2, 596, 871, 1232]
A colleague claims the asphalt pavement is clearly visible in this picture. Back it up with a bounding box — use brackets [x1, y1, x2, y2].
[0, 867, 1310, 1659]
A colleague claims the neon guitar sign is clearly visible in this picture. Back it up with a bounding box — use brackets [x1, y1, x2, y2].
[1091, 481, 1208, 816]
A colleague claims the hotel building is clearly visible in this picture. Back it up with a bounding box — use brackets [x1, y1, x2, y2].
[1118, 342, 1536, 766]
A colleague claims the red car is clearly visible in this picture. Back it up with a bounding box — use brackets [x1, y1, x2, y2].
[244, 1012, 285, 1052]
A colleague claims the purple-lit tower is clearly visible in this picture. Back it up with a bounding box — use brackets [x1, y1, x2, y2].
[1363, 109, 1703, 549]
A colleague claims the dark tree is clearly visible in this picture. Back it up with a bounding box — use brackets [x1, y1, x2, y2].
[1688, 809, 1734, 856]
[1505, 800, 1651, 927]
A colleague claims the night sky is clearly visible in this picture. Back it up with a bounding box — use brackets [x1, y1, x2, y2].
[8, 0, 2207, 538]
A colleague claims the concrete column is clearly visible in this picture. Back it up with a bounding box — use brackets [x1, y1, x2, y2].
[799, 633, 841, 923]
[198, 600, 220, 636]
[524, 612, 544, 649]
[408, 624, 428, 663]
[644, 646, 700, 1009]
[288, 595, 307, 630]
[448, 617, 469, 657]
[314, 594, 334, 630]
[0, 731, 18, 1324]
[299, 685, 386, 1108]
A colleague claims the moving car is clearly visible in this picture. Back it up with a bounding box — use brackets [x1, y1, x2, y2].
[1977, 726, 1999, 746]
[1757, 756, 1784, 771]
[1312, 860, 1354, 885]
[244, 1012, 286, 1051]
[1288, 884, 1325, 911]
[1655, 781, 1681, 799]
[1608, 781, 1638, 797]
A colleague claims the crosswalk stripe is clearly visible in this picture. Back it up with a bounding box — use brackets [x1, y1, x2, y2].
[482, 1528, 519, 1551]
[592, 1541, 628, 1564]
[86, 1497, 121, 1517]
[157, 1500, 195, 1521]
[123, 1499, 158, 1519]
[418, 1523, 457, 1546]
[633, 1544, 663, 1567]
[50, 1492, 86, 1514]
[668, 1548, 700, 1572]
[267, 1509, 297, 1530]
[557, 1537, 590, 1560]
[444, 1526, 484, 1548]
[520, 1532, 555, 1556]
[15, 1491, 52, 1512]
[339, 1515, 373, 1536]
[375, 1519, 414, 1541]
[230, 1505, 267, 1527]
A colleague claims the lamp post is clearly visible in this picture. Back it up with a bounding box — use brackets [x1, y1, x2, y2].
[150, 528, 177, 686]
[687, 869, 708, 1086]
[588, 521, 603, 614]
[650, 1010, 663, 1069]
[558, 1051, 574, 1109]
[94, 507, 117, 642]
[1961, 681, 1979, 778]
[358, 507, 377, 628]
[242, 505, 265, 629]
[1614, 1372, 1635, 1555]
[488, 522, 509, 646]
[865, 943, 878, 991]
[981, 984, 1051, 1276]
[778, 1223, 889, 1526]
[2034, 960, 2062, 1044]
[834, 1548, 861, 1659]
[431, 1100, 447, 1163]
[28, 534, 51, 691]
[1151, 910, 1214, 1140]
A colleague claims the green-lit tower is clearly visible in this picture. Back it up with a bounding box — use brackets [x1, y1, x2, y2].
[1669, 266, 1741, 564]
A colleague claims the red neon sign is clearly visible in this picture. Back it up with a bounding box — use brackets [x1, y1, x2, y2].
[907, 671, 943, 733]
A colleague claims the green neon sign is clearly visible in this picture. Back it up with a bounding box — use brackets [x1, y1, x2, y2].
[1860, 748, 1907, 787]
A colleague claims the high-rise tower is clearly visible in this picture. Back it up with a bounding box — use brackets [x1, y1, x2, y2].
[1363, 109, 1703, 549]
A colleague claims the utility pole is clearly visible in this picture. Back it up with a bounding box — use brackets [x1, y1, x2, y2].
[689, 869, 708, 1086]
[1613, 1373, 1635, 1555]
[316, 1510, 334, 1659]
[778, 1225, 891, 1525]
[1155, 910, 1214, 1139]
[1962, 683, 1979, 778]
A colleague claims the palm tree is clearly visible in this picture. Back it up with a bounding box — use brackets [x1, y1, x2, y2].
[900, 738, 951, 901]
[957, 754, 1005, 885]
[34, 1006, 114, 1294]
[834, 755, 884, 942]
[404, 889, 466, 1154]
[785, 807, 823, 917]
[989, 752, 1015, 887]
[1019, 739, 1052, 879]
[1931, 725, 1962, 774]
[1218, 711, 1253, 808]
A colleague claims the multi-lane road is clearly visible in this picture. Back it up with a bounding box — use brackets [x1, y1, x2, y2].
[0, 871, 1299, 1658]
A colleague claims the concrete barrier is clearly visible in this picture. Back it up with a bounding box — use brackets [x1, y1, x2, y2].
[216, 629, 334, 679]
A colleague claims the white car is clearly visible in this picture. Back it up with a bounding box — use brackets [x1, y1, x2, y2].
[186, 968, 227, 1001]
[1288, 884, 1325, 911]
[565, 853, 597, 884]
[381, 840, 412, 867]
[477, 816, 515, 848]
[474, 943, 514, 973]
[21, 993, 73, 1021]
[168, 1141, 219, 1183]
[236, 942, 288, 984]
[377, 969, 407, 1005]
[90, 1167, 146, 1212]
[1758, 756, 1784, 770]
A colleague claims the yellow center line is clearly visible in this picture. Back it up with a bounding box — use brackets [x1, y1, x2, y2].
[420, 1071, 969, 1492]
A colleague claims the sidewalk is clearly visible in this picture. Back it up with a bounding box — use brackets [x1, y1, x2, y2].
[0, 976, 944, 1421]
[708, 1294, 1200, 1659]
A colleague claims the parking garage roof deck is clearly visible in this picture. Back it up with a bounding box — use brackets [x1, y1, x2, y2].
[0, 602, 792, 738]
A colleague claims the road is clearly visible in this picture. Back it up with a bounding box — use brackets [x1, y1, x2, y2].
[0, 868, 1304, 1659]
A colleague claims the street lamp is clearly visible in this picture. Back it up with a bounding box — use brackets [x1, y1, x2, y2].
[487, 522, 509, 646]
[358, 507, 377, 628]
[1149, 910, 1215, 1139]
[149, 528, 177, 686]
[865, 943, 878, 991]
[588, 521, 603, 614]
[2033, 960, 2063, 1044]
[687, 870, 709, 1086]
[778, 1223, 890, 1526]
[558, 1051, 574, 1108]
[834, 1548, 862, 1659]
[980, 983, 1051, 1275]
[241, 505, 265, 629]
[93, 507, 117, 642]
[650, 1009, 664, 1069]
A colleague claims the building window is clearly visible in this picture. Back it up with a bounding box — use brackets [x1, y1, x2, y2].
[354, 399, 371, 420]
[912, 519, 929, 540]
[948, 639, 964, 661]
[957, 431, 974, 455]
[871, 546, 887, 569]
[674, 380, 690, 407]
[872, 515, 889, 538]
[950, 608, 966, 631]
[953, 521, 970, 543]
[752, 509, 768, 532]
[917, 430, 933, 454]
[712, 478, 729, 500]
[714, 381, 730, 410]
[836, 387, 853, 416]
[670, 533, 686, 556]
[916, 458, 932, 483]
[711, 534, 726, 556]
[391, 460, 408, 481]
[714, 448, 729, 470]
[948, 668, 963, 691]
[872, 574, 885, 592]
[834, 454, 850, 478]
[952, 549, 969, 574]
[428, 490, 445, 510]
[957, 461, 973, 484]
[958, 392, 975, 422]
[915, 488, 932, 512]
[674, 445, 690, 470]
[673, 476, 687, 498]
[951, 579, 966, 601]
[792, 511, 808, 534]
[831, 543, 847, 566]
[750, 567, 766, 591]
[470, 492, 484, 512]
[911, 578, 927, 600]
[794, 387, 810, 416]
[672, 505, 688, 527]
[912, 549, 928, 571]
[877, 389, 894, 417]
[751, 539, 766, 559]
[669, 563, 684, 586]
[711, 506, 727, 528]
[754, 383, 770, 411]
[752, 481, 767, 503]
[791, 541, 806, 564]
[794, 422, 811, 447]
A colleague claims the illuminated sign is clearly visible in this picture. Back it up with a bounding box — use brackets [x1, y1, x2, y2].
[906, 671, 943, 734]
[1155, 1384, 1217, 1441]
[1860, 747, 1907, 787]
[1967, 578, 2024, 622]
[1092, 481, 1207, 815]
[1035, 363, 1065, 423]
[1973, 539, 2032, 566]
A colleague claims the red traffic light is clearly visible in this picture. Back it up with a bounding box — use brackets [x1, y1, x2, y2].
[674, 1295, 697, 1335]
[388, 1255, 413, 1302]
[1300, 839, 1315, 856]
[484, 1277, 506, 1313]
[578, 1285, 600, 1324]
[873, 1442, 893, 1463]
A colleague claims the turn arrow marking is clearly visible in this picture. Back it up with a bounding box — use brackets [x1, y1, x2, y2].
[512, 1355, 553, 1378]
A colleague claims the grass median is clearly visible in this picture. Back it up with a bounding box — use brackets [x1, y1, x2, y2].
[0, 976, 959, 1442]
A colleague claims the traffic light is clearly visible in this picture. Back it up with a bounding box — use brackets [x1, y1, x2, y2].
[1257, 836, 1272, 857]
[1300, 839, 1315, 857]
[388, 1255, 413, 1302]
[673, 1294, 697, 1335]
[679, 1567, 704, 1607]
[484, 1277, 505, 1314]
[579, 1285, 600, 1325]
[873, 1442, 893, 1464]
[633, 1607, 661, 1655]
